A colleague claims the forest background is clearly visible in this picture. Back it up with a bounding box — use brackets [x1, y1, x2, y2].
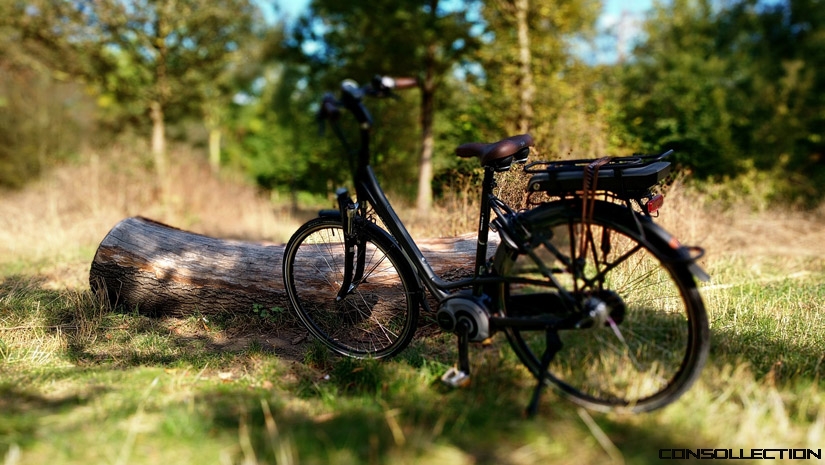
[2, 0, 824, 213]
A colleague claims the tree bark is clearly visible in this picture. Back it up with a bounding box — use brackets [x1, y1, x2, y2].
[149, 101, 167, 182]
[515, 0, 534, 134]
[89, 217, 497, 318]
[416, 75, 435, 217]
[209, 126, 221, 174]
[416, 0, 440, 217]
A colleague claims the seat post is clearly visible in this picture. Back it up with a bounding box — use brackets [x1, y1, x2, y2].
[473, 166, 497, 296]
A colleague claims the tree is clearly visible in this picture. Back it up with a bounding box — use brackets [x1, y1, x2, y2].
[616, 0, 825, 201]
[289, 0, 483, 215]
[0, 4, 93, 188]
[616, 0, 742, 176]
[13, 0, 260, 188]
[727, 0, 825, 177]
[475, 0, 603, 157]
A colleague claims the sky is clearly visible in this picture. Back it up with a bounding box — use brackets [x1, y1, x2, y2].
[595, 0, 655, 62]
[269, 0, 654, 24]
[266, 0, 656, 62]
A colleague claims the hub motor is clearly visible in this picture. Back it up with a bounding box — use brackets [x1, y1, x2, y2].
[577, 290, 626, 329]
[436, 293, 492, 342]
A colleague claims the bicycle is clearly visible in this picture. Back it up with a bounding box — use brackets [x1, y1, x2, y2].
[282, 75, 710, 415]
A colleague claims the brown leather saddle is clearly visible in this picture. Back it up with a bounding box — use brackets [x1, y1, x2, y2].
[455, 134, 534, 170]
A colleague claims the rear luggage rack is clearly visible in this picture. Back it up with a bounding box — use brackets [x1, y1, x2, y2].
[525, 150, 673, 196]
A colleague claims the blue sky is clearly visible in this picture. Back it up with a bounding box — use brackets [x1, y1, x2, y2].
[603, 0, 654, 17]
[270, 0, 654, 23]
[267, 0, 655, 62]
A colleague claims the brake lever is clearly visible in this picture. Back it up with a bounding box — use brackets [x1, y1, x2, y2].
[317, 92, 341, 136]
[368, 75, 409, 99]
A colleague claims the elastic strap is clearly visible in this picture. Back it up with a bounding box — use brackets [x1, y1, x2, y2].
[579, 157, 611, 259]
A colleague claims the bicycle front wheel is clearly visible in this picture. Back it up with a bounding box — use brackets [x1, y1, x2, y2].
[283, 217, 419, 359]
[499, 199, 709, 413]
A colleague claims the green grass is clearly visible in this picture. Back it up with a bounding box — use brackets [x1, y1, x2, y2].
[2, 257, 825, 464]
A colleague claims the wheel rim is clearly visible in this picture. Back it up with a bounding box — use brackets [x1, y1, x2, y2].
[286, 221, 416, 358]
[503, 207, 705, 411]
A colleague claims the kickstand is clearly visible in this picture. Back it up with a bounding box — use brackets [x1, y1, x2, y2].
[441, 320, 472, 388]
[525, 329, 562, 418]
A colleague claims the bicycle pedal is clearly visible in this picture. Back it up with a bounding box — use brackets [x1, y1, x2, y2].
[441, 367, 471, 388]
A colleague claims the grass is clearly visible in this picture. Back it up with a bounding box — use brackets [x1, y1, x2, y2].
[2, 147, 825, 464]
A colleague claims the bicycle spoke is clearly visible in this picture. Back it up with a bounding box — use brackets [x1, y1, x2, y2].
[502, 200, 707, 412]
[284, 218, 418, 359]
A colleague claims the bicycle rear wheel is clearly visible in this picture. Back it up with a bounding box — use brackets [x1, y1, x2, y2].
[283, 217, 419, 359]
[499, 199, 709, 412]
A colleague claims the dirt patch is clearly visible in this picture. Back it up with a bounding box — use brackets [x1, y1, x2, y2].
[162, 316, 311, 363]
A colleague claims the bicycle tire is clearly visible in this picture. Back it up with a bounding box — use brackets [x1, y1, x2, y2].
[498, 199, 709, 413]
[283, 216, 420, 359]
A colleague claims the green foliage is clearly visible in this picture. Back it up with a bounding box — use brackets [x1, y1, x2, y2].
[0, 8, 94, 188]
[0, 65, 90, 188]
[615, 0, 742, 175]
[475, 0, 602, 147]
[283, 0, 485, 207]
[251, 303, 288, 326]
[615, 0, 825, 203]
[4, 0, 825, 205]
[7, 0, 264, 184]
[293, 0, 482, 83]
[224, 63, 354, 195]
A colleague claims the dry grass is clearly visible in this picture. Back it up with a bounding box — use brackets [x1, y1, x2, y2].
[3, 147, 824, 288]
[0, 145, 311, 288]
[654, 177, 825, 290]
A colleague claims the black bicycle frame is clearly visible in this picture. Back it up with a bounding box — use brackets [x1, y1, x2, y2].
[351, 164, 500, 299]
[333, 88, 585, 328]
[334, 95, 499, 302]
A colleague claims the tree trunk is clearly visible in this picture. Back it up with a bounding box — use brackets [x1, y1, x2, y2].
[89, 217, 497, 318]
[416, 43, 437, 217]
[209, 126, 221, 174]
[150, 100, 168, 182]
[515, 0, 534, 134]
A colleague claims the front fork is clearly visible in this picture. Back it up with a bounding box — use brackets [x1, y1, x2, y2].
[335, 188, 366, 301]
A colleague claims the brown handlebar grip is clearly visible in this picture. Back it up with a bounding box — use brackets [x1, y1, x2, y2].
[392, 77, 418, 90]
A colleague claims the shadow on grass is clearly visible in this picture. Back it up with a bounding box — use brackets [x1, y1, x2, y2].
[2, 273, 823, 463]
[161, 353, 721, 465]
[710, 326, 825, 385]
[0, 382, 110, 451]
[0, 271, 309, 367]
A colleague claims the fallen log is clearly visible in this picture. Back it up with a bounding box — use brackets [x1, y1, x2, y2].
[89, 216, 498, 318]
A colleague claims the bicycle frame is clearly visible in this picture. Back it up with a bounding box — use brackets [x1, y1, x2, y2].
[330, 84, 605, 321]
[315, 80, 509, 307]
[352, 165, 498, 297]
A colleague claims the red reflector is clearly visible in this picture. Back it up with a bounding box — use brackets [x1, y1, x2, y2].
[646, 194, 664, 213]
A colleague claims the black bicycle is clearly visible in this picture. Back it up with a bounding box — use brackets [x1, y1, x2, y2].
[282, 76, 710, 415]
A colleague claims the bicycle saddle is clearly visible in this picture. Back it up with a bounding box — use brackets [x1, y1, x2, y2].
[456, 134, 534, 169]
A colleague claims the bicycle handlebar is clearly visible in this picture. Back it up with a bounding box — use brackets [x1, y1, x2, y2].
[318, 75, 418, 125]
[378, 76, 418, 91]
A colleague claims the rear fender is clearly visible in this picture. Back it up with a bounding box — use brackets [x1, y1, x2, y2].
[517, 199, 710, 282]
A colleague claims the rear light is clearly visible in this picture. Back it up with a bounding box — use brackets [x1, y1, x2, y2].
[646, 194, 664, 214]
